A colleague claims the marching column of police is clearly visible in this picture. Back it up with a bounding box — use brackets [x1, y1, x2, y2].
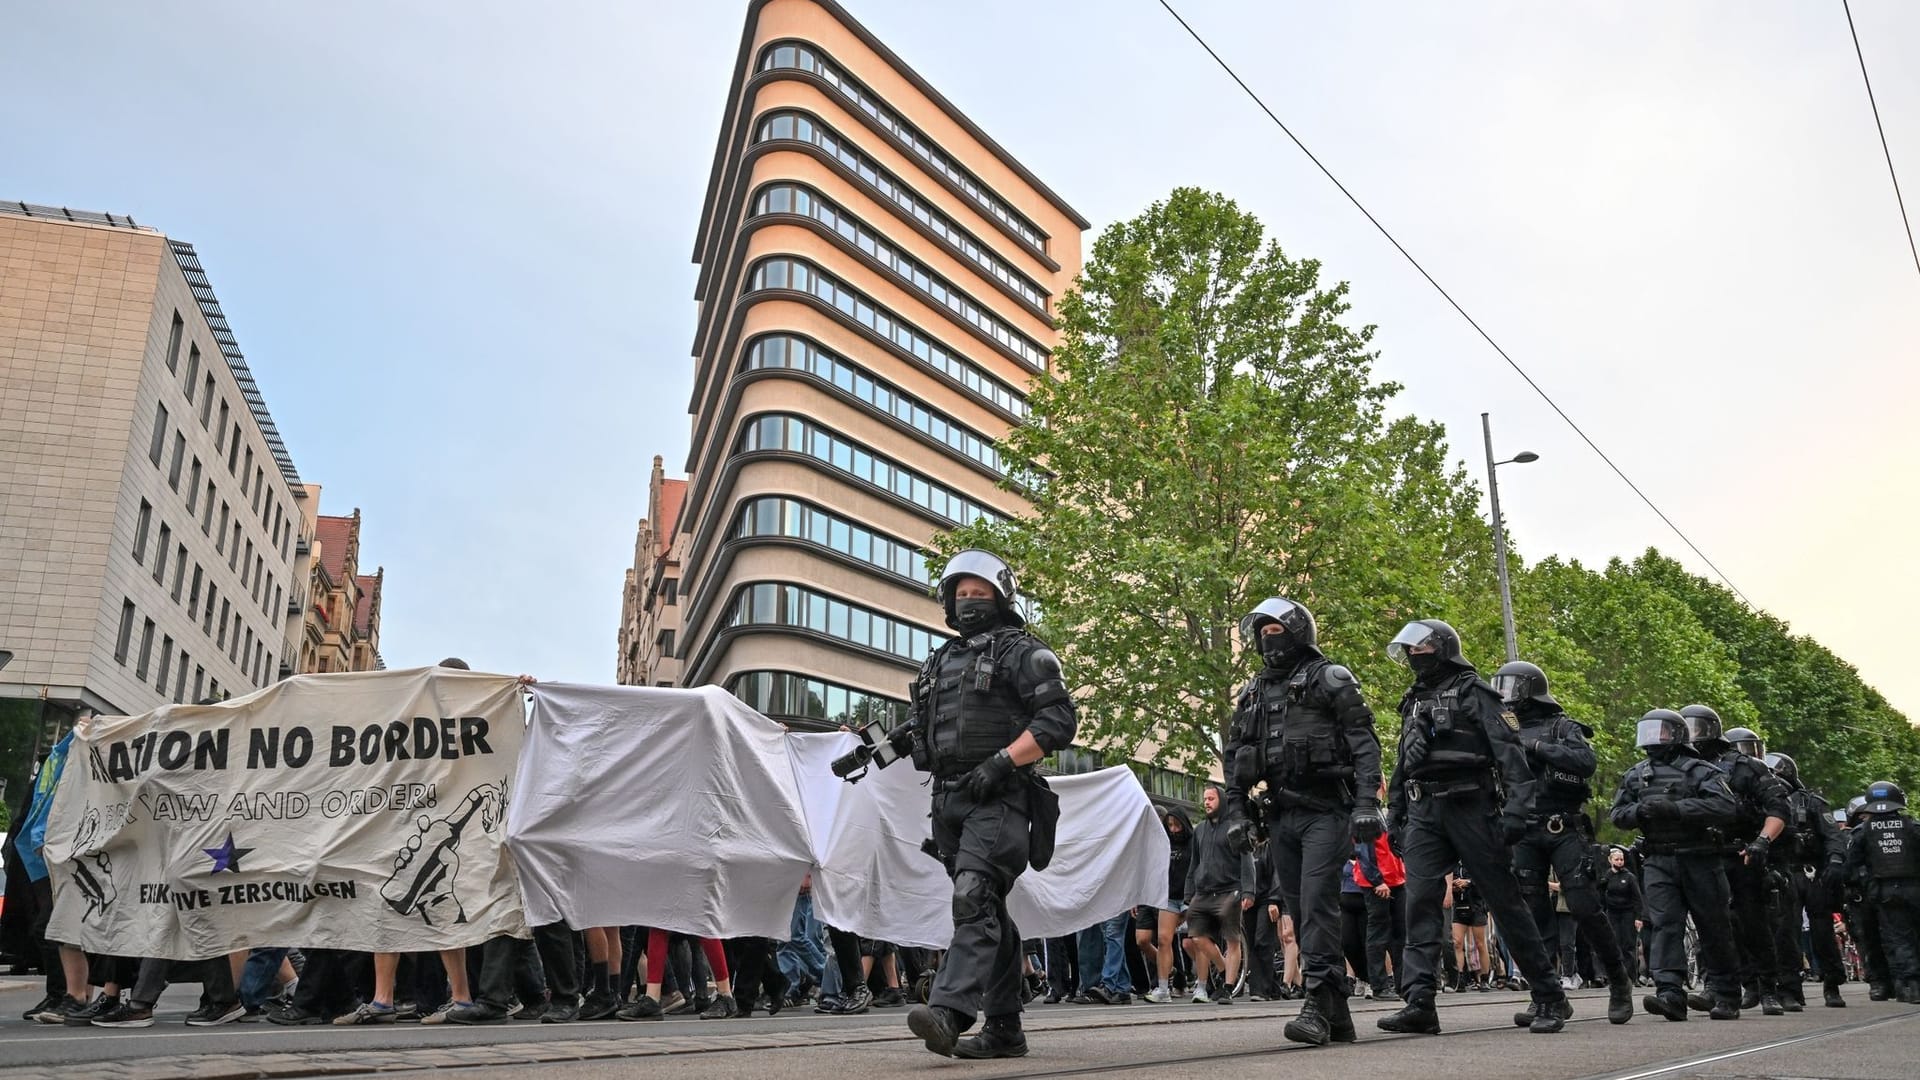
[877, 552, 1919, 1059]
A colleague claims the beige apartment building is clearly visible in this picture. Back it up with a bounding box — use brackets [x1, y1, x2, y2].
[618, 456, 688, 688]
[619, 0, 1086, 736]
[0, 203, 305, 721]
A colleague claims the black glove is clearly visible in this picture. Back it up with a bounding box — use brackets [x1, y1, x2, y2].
[1615, 805, 1642, 829]
[1821, 860, 1846, 891]
[965, 749, 1016, 801]
[1351, 800, 1385, 843]
[1225, 812, 1254, 854]
[1500, 813, 1528, 847]
[1744, 836, 1771, 868]
[1638, 797, 1678, 823]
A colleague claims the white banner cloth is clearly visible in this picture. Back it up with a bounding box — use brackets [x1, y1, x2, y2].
[507, 684, 814, 939]
[44, 668, 529, 960]
[795, 733, 1170, 949]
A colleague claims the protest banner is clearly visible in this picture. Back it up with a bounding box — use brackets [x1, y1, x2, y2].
[43, 667, 529, 959]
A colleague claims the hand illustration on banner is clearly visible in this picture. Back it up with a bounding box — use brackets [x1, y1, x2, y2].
[70, 808, 118, 922]
[381, 782, 504, 926]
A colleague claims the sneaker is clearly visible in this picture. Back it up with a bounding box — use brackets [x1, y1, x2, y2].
[1144, 986, 1172, 1004]
[616, 995, 663, 1021]
[872, 986, 905, 1008]
[1107, 989, 1133, 1004]
[331, 1001, 397, 1026]
[418, 1001, 460, 1025]
[664, 993, 699, 1016]
[698, 993, 738, 1020]
[543, 997, 580, 1023]
[812, 995, 843, 1014]
[33, 995, 86, 1024]
[65, 995, 119, 1026]
[93, 1000, 158, 1028]
[835, 986, 873, 1015]
[578, 990, 620, 1022]
[1212, 987, 1233, 1004]
[446, 1001, 511, 1025]
[21, 994, 60, 1022]
[395, 1000, 420, 1022]
[188, 1001, 246, 1027]
[265, 1002, 326, 1026]
[1190, 990, 1210, 1004]
[659, 990, 686, 1013]
[514, 998, 549, 1022]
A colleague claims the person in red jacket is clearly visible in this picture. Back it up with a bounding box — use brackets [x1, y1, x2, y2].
[1354, 826, 1407, 1000]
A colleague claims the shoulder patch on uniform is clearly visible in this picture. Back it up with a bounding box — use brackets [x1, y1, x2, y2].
[1501, 709, 1520, 731]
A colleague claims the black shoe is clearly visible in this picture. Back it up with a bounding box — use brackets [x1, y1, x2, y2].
[447, 1001, 511, 1025]
[265, 1003, 325, 1026]
[616, 995, 663, 1021]
[32, 995, 86, 1025]
[65, 994, 119, 1026]
[1324, 987, 1357, 1044]
[1284, 993, 1331, 1046]
[1869, 983, 1892, 1001]
[907, 1004, 968, 1057]
[1687, 989, 1715, 1013]
[1372, 984, 1400, 1003]
[1377, 999, 1440, 1035]
[514, 999, 550, 1021]
[1710, 997, 1741, 1020]
[1786, 988, 1805, 1012]
[187, 1001, 246, 1027]
[832, 987, 871, 1015]
[1899, 982, 1920, 1005]
[699, 993, 738, 1019]
[1512, 1001, 1540, 1029]
[1644, 993, 1688, 1022]
[1824, 985, 1847, 1008]
[579, 990, 620, 1021]
[1107, 989, 1133, 1004]
[1609, 975, 1635, 1024]
[93, 1000, 158, 1028]
[1084, 986, 1111, 1005]
[1741, 987, 1761, 1010]
[21, 993, 59, 1022]
[954, 1018, 1027, 1059]
[1761, 992, 1785, 1016]
[542, 998, 579, 1023]
[1042, 991, 1063, 1005]
[872, 987, 904, 1008]
[1531, 996, 1572, 1034]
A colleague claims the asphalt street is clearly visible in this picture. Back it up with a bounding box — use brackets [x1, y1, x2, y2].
[1, 979, 1917, 1080]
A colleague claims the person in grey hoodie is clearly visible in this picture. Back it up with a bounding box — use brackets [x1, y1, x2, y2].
[1184, 785, 1256, 1003]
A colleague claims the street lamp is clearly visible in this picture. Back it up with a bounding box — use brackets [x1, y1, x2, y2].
[1481, 414, 1538, 664]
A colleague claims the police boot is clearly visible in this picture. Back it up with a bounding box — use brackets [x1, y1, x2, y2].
[1608, 970, 1635, 1024]
[1823, 984, 1846, 1008]
[1785, 986, 1805, 1012]
[1530, 995, 1572, 1035]
[1687, 989, 1715, 1013]
[1710, 995, 1742, 1020]
[1761, 989, 1785, 1016]
[1869, 982, 1892, 1001]
[1511, 1000, 1540, 1029]
[1376, 994, 1441, 1035]
[1283, 989, 1331, 1046]
[1323, 985, 1357, 1044]
[1740, 985, 1761, 1010]
[1644, 991, 1688, 1022]
[1899, 982, 1920, 1006]
[954, 1014, 1027, 1059]
[906, 1004, 970, 1057]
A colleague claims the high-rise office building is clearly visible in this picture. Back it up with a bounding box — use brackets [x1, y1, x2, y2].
[619, 0, 1086, 731]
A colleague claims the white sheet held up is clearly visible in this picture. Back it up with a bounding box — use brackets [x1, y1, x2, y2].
[507, 684, 813, 939]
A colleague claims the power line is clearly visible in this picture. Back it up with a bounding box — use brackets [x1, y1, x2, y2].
[1154, 0, 1755, 607]
[1842, 0, 1920, 280]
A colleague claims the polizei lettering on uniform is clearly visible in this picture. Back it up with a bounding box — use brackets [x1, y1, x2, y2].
[86, 718, 494, 782]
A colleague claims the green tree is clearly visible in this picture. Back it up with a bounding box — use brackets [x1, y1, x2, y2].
[939, 189, 1498, 774]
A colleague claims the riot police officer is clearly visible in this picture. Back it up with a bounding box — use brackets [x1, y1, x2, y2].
[1681, 709, 1791, 1015]
[904, 550, 1077, 1059]
[1379, 620, 1571, 1036]
[1611, 710, 1743, 1021]
[1222, 598, 1382, 1047]
[1843, 794, 1895, 1000]
[1493, 660, 1636, 1026]
[1845, 781, 1920, 1004]
[1763, 751, 1849, 1008]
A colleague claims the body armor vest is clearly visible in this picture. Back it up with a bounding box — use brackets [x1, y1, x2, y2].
[1239, 659, 1353, 793]
[1626, 757, 1719, 846]
[926, 629, 1028, 777]
[1523, 714, 1591, 811]
[1402, 672, 1493, 778]
[1778, 789, 1817, 863]
[1864, 815, 1920, 880]
[1713, 750, 1766, 840]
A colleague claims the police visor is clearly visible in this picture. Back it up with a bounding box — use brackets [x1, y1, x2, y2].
[1387, 622, 1436, 665]
[1239, 597, 1302, 641]
[937, 549, 1015, 600]
[1490, 673, 1529, 705]
[1636, 716, 1687, 748]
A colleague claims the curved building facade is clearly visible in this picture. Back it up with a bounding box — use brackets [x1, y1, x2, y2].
[619, 0, 1083, 731]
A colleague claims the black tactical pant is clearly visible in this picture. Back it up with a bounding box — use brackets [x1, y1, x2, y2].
[1718, 856, 1782, 996]
[1512, 822, 1631, 980]
[1644, 853, 1738, 1000]
[1873, 879, 1920, 984]
[928, 781, 1030, 1022]
[1267, 801, 1351, 995]
[1846, 895, 1890, 990]
[1365, 883, 1407, 994]
[1773, 870, 1841, 994]
[1400, 790, 1560, 1005]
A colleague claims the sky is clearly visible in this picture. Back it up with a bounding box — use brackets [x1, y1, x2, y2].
[3, 2, 1915, 715]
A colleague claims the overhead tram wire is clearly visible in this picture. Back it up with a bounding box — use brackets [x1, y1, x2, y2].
[1842, 0, 1920, 280]
[1153, 0, 1754, 607]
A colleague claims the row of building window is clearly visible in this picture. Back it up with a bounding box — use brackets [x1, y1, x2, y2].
[727, 669, 909, 729]
[725, 581, 943, 666]
[132, 497, 282, 674]
[735, 495, 933, 587]
[758, 43, 1048, 254]
[113, 592, 270, 704]
[739, 413, 1003, 529]
[744, 333, 1007, 477]
[751, 110, 1048, 314]
[748, 256, 1030, 416]
[751, 184, 1047, 368]
[148, 350, 295, 566]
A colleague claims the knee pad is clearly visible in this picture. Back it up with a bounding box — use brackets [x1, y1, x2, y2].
[952, 870, 995, 925]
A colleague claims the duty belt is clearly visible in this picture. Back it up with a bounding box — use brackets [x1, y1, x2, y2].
[1533, 812, 1584, 835]
[1407, 776, 1490, 802]
[1641, 841, 1722, 857]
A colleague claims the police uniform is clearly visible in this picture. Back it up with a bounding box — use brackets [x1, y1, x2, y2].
[1611, 712, 1743, 1019]
[1380, 621, 1570, 1035]
[1697, 731, 1792, 1012]
[1223, 597, 1381, 1046]
[906, 550, 1077, 1060]
[1845, 782, 1920, 1003]
[1765, 753, 1848, 1008]
[1495, 661, 1635, 1025]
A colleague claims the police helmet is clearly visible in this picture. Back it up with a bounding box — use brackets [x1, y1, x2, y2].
[1387, 619, 1467, 667]
[1847, 794, 1870, 824]
[1636, 708, 1690, 750]
[935, 549, 1023, 630]
[1240, 597, 1317, 651]
[1491, 660, 1557, 709]
[1724, 727, 1764, 760]
[1678, 704, 1722, 745]
[1763, 751, 1799, 787]
[1865, 780, 1907, 815]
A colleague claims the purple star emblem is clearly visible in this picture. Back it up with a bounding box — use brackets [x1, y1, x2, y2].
[203, 832, 253, 874]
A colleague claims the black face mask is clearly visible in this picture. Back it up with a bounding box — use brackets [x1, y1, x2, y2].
[1645, 744, 1685, 764]
[1407, 653, 1446, 682]
[954, 598, 1000, 635]
[1259, 634, 1298, 670]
